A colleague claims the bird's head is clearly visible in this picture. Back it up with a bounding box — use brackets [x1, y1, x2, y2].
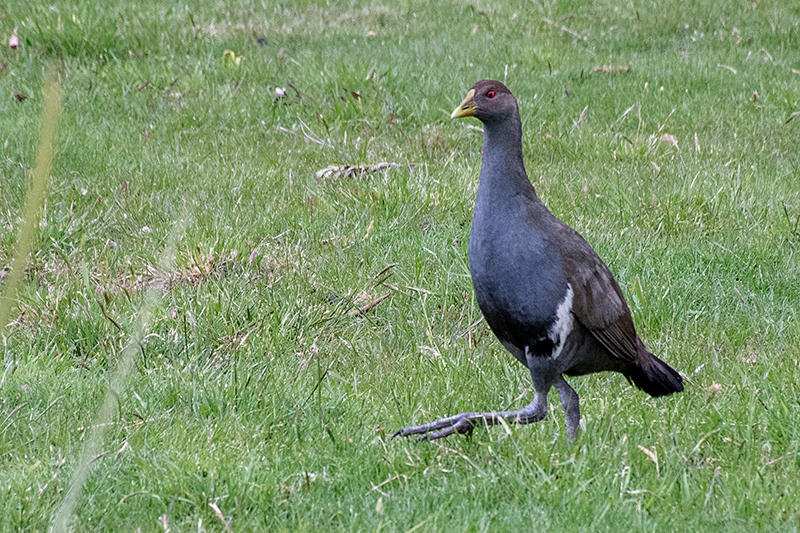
[451, 80, 517, 123]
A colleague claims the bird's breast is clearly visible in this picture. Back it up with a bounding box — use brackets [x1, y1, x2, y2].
[468, 215, 571, 355]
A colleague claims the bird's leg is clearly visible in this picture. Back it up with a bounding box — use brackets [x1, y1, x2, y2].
[554, 376, 580, 442]
[392, 391, 549, 441]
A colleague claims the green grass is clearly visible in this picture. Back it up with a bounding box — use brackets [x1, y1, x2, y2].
[2, 0, 800, 530]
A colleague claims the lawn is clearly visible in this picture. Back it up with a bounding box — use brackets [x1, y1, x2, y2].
[1, 0, 800, 530]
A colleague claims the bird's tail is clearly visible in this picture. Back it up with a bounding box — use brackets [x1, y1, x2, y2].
[627, 338, 684, 397]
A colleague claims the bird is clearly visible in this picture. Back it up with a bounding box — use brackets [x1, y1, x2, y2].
[393, 80, 683, 442]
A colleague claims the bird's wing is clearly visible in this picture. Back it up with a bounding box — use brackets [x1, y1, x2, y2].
[556, 226, 639, 363]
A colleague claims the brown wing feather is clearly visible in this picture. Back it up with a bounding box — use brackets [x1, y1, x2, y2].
[556, 225, 639, 363]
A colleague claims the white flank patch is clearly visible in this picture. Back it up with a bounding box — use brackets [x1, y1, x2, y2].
[548, 284, 574, 359]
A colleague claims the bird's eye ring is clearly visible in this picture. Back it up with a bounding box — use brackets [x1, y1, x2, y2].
[487, 90, 496, 98]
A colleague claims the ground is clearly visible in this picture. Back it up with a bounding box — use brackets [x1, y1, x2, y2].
[1, 0, 799, 531]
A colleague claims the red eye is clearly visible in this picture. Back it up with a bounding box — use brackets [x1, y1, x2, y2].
[487, 90, 496, 98]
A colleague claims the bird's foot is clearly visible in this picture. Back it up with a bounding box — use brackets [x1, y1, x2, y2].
[393, 397, 549, 442]
[392, 412, 483, 441]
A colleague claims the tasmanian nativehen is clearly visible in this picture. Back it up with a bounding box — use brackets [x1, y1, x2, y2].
[394, 80, 683, 441]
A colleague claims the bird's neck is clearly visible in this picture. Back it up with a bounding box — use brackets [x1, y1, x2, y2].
[477, 115, 539, 205]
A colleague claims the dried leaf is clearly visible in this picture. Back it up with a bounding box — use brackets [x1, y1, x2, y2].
[659, 133, 678, 149]
[209, 502, 233, 533]
[741, 349, 757, 364]
[705, 382, 722, 404]
[542, 17, 585, 40]
[115, 441, 130, 460]
[571, 106, 588, 131]
[593, 65, 629, 75]
[637, 445, 659, 474]
[222, 49, 242, 66]
[315, 162, 402, 180]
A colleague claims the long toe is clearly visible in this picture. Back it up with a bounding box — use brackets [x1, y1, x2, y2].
[418, 425, 458, 441]
[419, 416, 475, 440]
[394, 422, 452, 440]
[393, 413, 472, 439]
[393, 425, 429, 439]
[393, 421, 448, 439]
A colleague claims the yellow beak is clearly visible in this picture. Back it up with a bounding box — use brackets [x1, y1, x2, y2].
[450, 89, 476, 119]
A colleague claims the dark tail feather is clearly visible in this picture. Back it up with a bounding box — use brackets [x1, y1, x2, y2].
[628, 339, 684, 397]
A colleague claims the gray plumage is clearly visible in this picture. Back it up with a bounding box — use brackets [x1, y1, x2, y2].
[394, 80, 683, 442]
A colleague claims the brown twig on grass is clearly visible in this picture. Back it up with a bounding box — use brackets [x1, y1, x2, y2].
[350, 293, 391, 315]
[373, 263, 397, 279]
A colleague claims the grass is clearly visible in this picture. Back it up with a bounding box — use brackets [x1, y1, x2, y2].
[1, 0, 800, 530]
